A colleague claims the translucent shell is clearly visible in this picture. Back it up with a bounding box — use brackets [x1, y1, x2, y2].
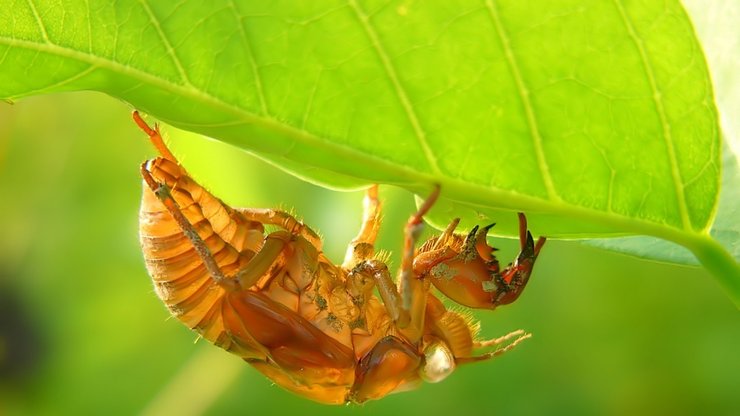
[134, 111, 545, 404]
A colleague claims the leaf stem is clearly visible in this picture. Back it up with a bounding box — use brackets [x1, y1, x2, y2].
[687, 235, 740, 308]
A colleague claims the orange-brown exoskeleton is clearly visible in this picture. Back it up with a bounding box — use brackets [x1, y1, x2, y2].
[135, 111, 546, 404]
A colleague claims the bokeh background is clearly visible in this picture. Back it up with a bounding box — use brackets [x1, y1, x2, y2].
[0, 92, 738, 416]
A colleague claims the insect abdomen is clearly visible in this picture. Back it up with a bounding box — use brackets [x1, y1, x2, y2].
[139, 157, 265, 349]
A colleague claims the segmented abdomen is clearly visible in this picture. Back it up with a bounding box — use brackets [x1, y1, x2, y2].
[139, 157, 265, 350]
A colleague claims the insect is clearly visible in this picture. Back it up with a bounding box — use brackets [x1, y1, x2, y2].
[135, 111, 546, 404]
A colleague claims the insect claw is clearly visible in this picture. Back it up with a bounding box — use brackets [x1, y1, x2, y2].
[517, 212, 531, 248]
[514, 213, 545, 260]
[534, 236, 547, 257]
[474, 224, 497, 262]
[133, 110, 177, 162]
[519, 231, 535, 259]
[466, 225, 480, 239]
[480, 223, 496, 234]
[461, 226, 479, 252]
[132, 110, 156, 136]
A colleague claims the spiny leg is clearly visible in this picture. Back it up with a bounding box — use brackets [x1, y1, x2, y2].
[474, 329, 529, 349]
[353, 184, 381, 246]
[457, 330, 532, 365]
[432, 217, 461, 250]
[398, 185, 440, 341]
[235, 208, 322, 249]
[350, 260, 409, 326]
[346, 186, 440, 341]
[133, 111, 177, 162]
[400, 185, 440, 303]
[343, 184, 381, 269]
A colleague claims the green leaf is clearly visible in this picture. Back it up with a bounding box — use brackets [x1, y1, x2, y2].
[584, 142, 739, 266]
[0, 0, 737, 304]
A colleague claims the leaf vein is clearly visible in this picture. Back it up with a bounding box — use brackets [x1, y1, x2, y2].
[302, 67, 323, 130]
[347, 0, 441, 174]
[17, 65, 98, 97]
[613, 0, 691, 230]
[484, 0, 560, 201]
[84, 0, 93, 53]
[228, 1, 268, 116]
[25, 0, 50, 42]
[137, 0, 192, 87]
[0, 35, 434, 186]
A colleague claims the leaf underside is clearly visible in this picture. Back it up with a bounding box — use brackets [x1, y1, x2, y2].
[0, 0, 737, 293]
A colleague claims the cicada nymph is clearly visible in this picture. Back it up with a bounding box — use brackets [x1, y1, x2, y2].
[135, 111, 546, 404]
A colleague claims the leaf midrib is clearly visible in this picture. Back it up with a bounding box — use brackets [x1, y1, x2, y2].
[0, 34, 703, 245]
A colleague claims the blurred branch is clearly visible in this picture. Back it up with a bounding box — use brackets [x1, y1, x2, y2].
[140, 345, 244, 416]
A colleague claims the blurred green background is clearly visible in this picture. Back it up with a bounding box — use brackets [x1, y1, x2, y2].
[0, 93, 738, 416]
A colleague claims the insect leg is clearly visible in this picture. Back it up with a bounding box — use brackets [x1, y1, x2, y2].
[456, 330, 532, 365]
[398, 185, 440, 341]
[235, 208, 322, 249]
[348, 186, 440, 340]
[351, 260, 409, 326]
[133, 111, 177, 162]
[343, 185, 381, 269]
[473, 329, 529, 349]
[140, 163, 238, 291]
[492, 213, 546, 306]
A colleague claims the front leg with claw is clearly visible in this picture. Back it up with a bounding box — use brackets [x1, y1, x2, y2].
[414, 213, 546, 309]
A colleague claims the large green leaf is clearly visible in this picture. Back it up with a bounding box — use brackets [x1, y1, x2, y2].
[0, 0, 737, 304]
[585, 142, 739, 265]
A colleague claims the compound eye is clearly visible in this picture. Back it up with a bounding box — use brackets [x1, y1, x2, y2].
[420, 341, 456, 383]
